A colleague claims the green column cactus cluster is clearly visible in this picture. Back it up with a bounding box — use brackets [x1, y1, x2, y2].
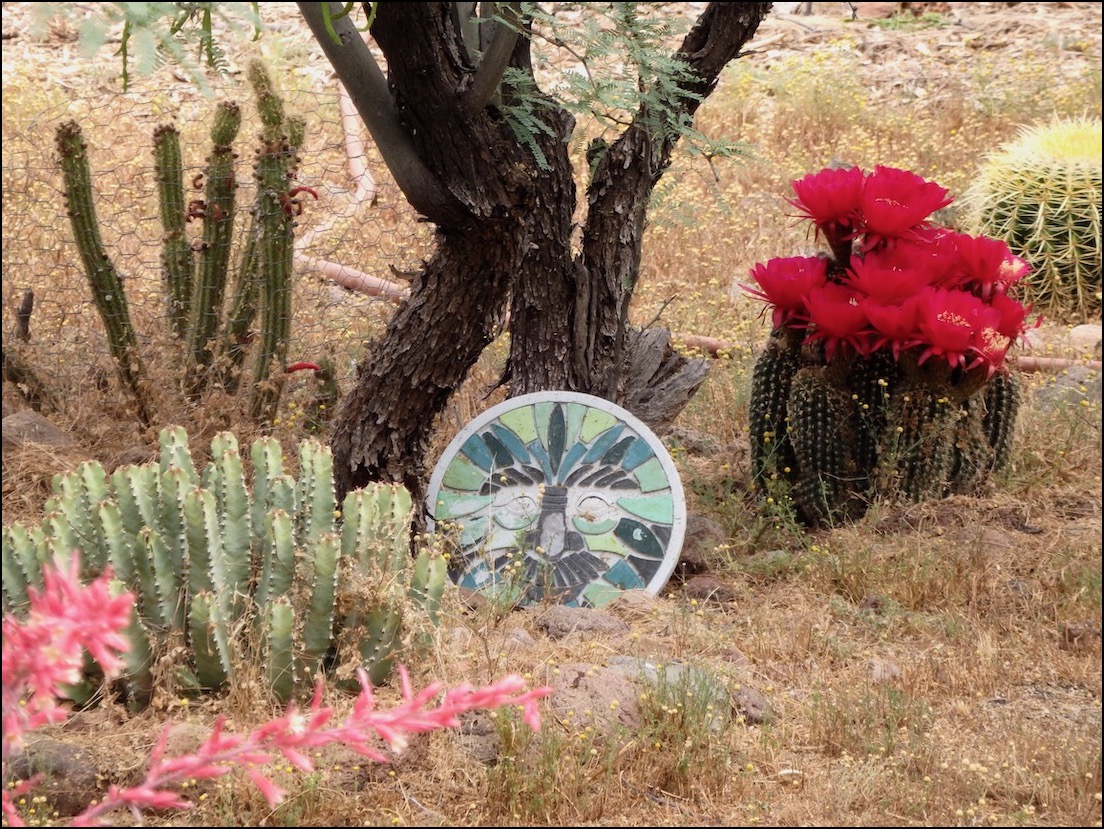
[1, 427, 447, 708]
[750, 338, 1022, 526]
[965, 116, 1102, 320]
[56, 59, 309, 422]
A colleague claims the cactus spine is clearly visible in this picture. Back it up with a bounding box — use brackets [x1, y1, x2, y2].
[55, 121, 151, 427]
[1, 428, 447, 707]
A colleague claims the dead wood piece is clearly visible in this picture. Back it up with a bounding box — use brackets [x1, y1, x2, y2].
[619, 327, 711, 434]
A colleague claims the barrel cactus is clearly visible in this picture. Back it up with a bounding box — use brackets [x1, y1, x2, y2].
[742, 165, 1035, 526]
[964, 116, 1102, 321]
[1, 427, 446, 708]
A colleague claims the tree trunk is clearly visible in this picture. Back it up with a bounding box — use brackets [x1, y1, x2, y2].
[325, 2, 772, 501]
[509, 2, 773, 431]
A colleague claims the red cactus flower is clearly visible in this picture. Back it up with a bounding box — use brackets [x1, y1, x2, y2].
[989, 290, 1041, 343]
[860, 165, 953, 241]
[844, 254, 934, 304]
[914, 287, 995, 369]
[787, 166, 866, 257]
[872, 226, 962, 287]
[803, 282, 871, 362]
[741, 256, 829, 328]
[861, 294, 925, 359]
[967, 320, 1013, 376]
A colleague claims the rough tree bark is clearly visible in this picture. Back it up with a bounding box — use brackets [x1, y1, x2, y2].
[301, 2, 772, 504]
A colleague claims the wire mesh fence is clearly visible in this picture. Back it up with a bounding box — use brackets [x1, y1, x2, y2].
[2, 9, 434, 444]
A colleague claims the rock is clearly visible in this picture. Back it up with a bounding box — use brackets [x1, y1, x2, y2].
[677, 513, 727, 576]
[546, 663, 643, 733]
[607, 656, 731, 731]
[5, 737, 103, 817]
[733, 683, 774, 725]
[604, 589, 661, 621]
[949, 525, 1016, 554]
[1, 411, 76, 451]
[106, 444, 157, 472]
[1069, 324, 1102, 357]
[683, 574, 737, 605]
[457, 710, 501, 764]
[530, 605, 630, 639]
[1031, 365, 1103, 411]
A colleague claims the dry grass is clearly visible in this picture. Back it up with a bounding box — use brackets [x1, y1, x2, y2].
[2, 2, 1101, 827]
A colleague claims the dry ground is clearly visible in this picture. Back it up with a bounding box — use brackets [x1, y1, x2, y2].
[2, 2, 1101, 827]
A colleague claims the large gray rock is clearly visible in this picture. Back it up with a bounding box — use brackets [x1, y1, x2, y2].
[1, 411, 77, 451]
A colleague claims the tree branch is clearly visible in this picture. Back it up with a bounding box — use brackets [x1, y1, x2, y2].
[297, 2, 468, 225]
[461, 2, 523, 116]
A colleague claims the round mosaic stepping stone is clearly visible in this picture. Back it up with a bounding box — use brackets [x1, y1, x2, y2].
[426, 391, 686, 608]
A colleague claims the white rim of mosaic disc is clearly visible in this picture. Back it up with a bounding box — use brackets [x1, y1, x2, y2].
[425, 391, 686, 608]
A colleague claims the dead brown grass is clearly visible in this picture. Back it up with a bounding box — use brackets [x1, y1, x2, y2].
[2, 2, 1101, 827]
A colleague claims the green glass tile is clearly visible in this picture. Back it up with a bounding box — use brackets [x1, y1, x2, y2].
[580, 407, 618, 442]
[617, 492, 674, 524]
[442, 454, 489, 491]
[499, 407, 538, 444]
[632, 457, 670, 492]
[433, 490, 491, 520]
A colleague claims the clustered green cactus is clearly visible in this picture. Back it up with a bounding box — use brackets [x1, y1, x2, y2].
[750, 338, 1022, 526]
[1, 427, 446, 708]
[966, 116, 1102, 320]
[55, 59, 308, 424]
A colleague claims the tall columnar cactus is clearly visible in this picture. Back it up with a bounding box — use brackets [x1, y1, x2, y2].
[965, 117, 1102, 320]
[153, 125, 193, 340]
[56, 121, 152, 428]
[247, 60, 299, 423]
[55, 60, 308, 426]
[1, 427, 447, 708]
[749, 327, 801, 490]
[186, 102, 242, 394]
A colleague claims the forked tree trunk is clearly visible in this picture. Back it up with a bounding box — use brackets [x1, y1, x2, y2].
[314, 2, 772, 502]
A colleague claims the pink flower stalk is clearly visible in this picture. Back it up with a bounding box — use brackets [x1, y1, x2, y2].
[860, 165, 952, 241]
[2, 556, 133, 757]
[2, 559, 553, 828]
[741, 255, 829, 328]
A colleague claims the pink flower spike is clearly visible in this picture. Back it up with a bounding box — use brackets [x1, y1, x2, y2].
[247, 768, 287, 808]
